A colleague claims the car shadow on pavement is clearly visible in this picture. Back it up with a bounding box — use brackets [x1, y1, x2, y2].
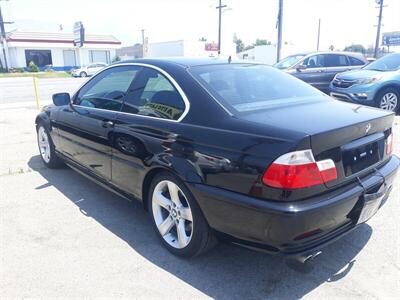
[28, 155, 373, 300]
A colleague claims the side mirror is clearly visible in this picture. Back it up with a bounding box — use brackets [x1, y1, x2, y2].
[52, 92, 70, 106]
[296, 64, 307, 71]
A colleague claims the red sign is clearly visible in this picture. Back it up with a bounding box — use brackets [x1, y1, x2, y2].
[205, 42, 219, 51]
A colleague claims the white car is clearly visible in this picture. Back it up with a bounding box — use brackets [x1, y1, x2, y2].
[71, 63, 107, 77]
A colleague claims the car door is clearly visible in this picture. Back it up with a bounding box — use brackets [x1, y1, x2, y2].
[111, 66, 187, 197]
[292, 54, 327, 91]
[323, 54, 351, 93]
[56, 65, 141, 181]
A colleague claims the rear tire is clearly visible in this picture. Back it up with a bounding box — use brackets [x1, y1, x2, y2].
[375, 88, 399, 112]
[80, 71, 87, 78]
[148, 172, 217, 257]
[36, 124, 64, 168]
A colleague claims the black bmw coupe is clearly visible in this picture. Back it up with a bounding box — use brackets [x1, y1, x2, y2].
[35, 58, 399, 259]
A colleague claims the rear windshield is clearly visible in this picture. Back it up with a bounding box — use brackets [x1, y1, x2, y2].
[190, 64, 325, 114]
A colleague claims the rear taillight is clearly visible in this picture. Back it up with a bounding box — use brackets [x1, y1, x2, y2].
[262, 150, 337, 189]
[386, 133, 393, 155]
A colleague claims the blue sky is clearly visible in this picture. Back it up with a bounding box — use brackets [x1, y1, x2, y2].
[2, 0, 400, 52]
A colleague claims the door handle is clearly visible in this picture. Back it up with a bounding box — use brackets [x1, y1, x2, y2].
[102, 120, 114, 128]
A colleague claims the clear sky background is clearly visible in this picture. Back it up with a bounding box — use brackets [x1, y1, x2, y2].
[2, 0, 400, 53]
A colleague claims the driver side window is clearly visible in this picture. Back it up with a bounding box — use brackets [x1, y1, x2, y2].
[303, 55, 325, 68]
[75, 66, 141, 111]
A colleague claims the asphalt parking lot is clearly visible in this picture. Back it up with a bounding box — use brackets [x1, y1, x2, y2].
[0, 77, 86, 106]
[0, 78, 399, 299]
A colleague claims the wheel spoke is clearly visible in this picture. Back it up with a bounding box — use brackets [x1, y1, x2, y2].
[153, 191, 172, 210]
[177, 219, 189, 248]
[168, 182, 181, 206]
[180, 207, 192, 221]
[158, 216, 175, 236]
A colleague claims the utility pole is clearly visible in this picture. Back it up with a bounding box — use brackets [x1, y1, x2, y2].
[216, 0, 227, 55]
[276, 0, 283, 62]
[374, 0, 384, 58]
[316, 18, 321, 51]
[0, 0, 11, 71]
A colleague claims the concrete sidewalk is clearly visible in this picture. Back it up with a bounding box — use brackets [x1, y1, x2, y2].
[1, 107, 399, 299]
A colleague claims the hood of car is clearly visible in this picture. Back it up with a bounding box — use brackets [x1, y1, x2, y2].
[335, 69, 383, 80]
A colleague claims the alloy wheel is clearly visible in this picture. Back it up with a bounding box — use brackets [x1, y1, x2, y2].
[38, 126, 51, 163]
[379, 92, 398, 111]
[152, 180, 193, 249]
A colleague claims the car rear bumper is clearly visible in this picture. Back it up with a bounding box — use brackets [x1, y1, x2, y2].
[187, 155, 399, 256]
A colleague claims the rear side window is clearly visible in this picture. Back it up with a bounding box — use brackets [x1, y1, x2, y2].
[349, 56, 365, 66]
[325, 54, 349, 67]
[190, 64, 325, 114]
[75, 66, 140, 111]
[121, 68, 186, 121]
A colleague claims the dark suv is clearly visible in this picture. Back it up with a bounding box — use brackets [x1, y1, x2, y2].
[274, 51, 367, 94]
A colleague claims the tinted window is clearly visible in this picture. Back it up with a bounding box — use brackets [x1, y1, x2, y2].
[190, 64, 325, 114]
[302, 55, 325, 68]
[89, 50, 110, 64]
[349, 56, 365, 66]
[121, 68, 186, 120]
[25, 49, 52, 67]
[75, 66, 140, 111]
[325, 54, 349, 67]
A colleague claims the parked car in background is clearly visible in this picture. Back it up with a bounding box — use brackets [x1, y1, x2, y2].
[35, 58, 398, 259]
[71, 62, 107, 77]
[330, 52, 400, 112]
[274, 51, 367, 93]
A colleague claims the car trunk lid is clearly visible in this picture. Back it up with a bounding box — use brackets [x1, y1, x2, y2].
[240, 98, 394, 187]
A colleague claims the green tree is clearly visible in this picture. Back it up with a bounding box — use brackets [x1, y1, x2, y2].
[112, 55, 121, 62]
[343, 44, 366, 54]
[28, 61, 39, 72]
[233, 33, 245, 53]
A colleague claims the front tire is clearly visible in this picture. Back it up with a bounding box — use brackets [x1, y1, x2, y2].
[375, 88, 399, 112]
[148, 172, 216, 257]
[80, 71, 87, 78]
[36, 124, 64, 168]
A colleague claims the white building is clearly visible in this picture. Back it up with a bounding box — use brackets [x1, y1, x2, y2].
[1, 30, 121, 70]
[237, 45, 278, 65]
[118, 40, 237, 61]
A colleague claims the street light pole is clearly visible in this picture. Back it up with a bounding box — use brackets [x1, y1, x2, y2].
[216, 0, 227, 56]
[0, 2, 9, 71]
[316, 18, 321, 51]
[374, 0, 384, 58]
[276, 0, 283, 62]
[141, 29, 145, 58]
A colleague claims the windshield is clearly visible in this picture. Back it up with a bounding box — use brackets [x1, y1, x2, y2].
[273, 54, 305, 69]
[364, 53, 400, 71]
[190, 64, 326, 114]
